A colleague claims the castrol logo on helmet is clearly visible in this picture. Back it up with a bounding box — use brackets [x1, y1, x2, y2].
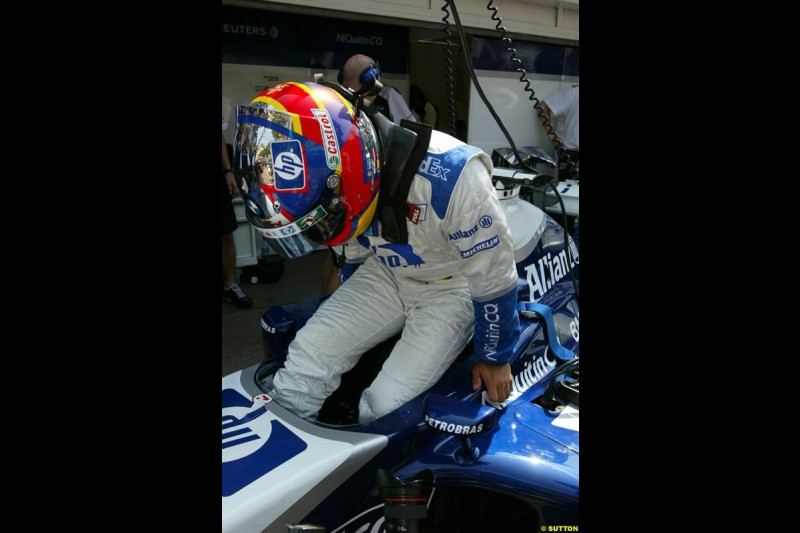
[312, 109, 341, 170]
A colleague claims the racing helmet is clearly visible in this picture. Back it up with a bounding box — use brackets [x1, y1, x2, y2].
[233, 82, 381, 258]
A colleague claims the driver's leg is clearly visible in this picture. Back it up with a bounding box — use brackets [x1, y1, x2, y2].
[270, 255, 404, 419]
[358, 275, 473, 423]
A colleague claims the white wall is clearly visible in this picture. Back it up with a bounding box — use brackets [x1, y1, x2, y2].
[225, 0, 578, 42]
[223, 1, 579, 155]
[467, 71, 572, 160]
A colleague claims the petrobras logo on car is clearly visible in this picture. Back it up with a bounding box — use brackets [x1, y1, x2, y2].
[424, 413, 484, 435]
[222, 388, 308, 496]
[312, 109, 340, 170]
[261, 317, 276, 334]
[270, 140, 306, 191]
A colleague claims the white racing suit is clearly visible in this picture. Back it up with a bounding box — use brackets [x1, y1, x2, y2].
[271, 131, 520, 423]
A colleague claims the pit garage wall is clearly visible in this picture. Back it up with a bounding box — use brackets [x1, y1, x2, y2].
[222, 5, 414, 144]
[466, 35, 578, 159]
[223, 0, 578, 158]
[226, 0, 579, 42]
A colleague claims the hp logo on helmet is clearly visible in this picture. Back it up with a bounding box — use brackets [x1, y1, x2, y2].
[271, 140, 307, 191]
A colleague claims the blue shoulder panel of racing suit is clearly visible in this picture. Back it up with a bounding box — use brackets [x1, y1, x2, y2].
[346, 145, 483, 277]
[472, 285, 521, 365]
[420, 144, 482, 219]
[348, 145, 480, 267]
[340, 260, 361, 283]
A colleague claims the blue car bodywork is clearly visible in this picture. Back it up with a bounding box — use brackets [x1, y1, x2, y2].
[222, 194, 579, 532]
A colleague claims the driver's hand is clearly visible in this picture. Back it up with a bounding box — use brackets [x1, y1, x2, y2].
[471, 361, 513, 403]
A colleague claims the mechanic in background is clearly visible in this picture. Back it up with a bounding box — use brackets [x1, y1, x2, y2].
[339, 54, 416, 126]
[221, 129, 253, 309]
[322, 54, 419, 293]
[539, 85, 579, 180]
[233, 81, 519, 423]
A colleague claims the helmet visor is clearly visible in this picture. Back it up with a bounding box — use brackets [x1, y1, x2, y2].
[233, 103, 347, 259]
[249, 200, 347, 259]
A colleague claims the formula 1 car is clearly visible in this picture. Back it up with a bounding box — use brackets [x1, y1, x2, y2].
[222, 182, 580, 532]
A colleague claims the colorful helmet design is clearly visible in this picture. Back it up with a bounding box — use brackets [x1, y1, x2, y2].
[233, 82, 381, 258]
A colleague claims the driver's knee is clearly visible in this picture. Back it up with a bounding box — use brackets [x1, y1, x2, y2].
[357, 379, 407, 424]
[357, 393, 378, 425]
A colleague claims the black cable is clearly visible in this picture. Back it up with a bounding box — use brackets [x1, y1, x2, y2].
[440, 2, 458, 137]
[486, 0, 576, 181]
[480, 0, 578, 301]
[441, 1, 579, 301]
[446, 0, 528, 174]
